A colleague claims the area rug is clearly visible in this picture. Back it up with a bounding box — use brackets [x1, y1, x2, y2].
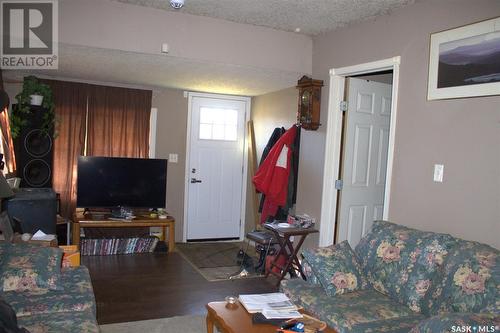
[175, 241, 262, 281]
[100, 315, 208, 333]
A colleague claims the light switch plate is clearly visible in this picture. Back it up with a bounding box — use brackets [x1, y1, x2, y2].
[433, 164, 444, 182]
[168, 153, 178, 163]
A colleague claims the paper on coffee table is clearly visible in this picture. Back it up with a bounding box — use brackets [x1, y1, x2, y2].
[262, 309, 303, 319]
[238, 293, 298, 313]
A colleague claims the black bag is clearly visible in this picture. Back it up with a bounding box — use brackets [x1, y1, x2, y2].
[0, 299, 30, 333]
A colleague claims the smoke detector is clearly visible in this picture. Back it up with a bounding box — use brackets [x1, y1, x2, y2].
[170, 0, 184, 9]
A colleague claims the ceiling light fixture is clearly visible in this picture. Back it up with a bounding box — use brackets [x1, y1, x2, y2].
[170, 0, 184, 9]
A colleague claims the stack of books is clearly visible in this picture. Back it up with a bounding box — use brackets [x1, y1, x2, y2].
[81, 237, 159, 256]
[238, 293, 302, 319]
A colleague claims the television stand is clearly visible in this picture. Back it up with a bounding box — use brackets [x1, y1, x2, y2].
[72, 213, 175, 253]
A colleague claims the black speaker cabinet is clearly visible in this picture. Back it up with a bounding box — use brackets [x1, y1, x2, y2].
[13, 105, 54, 188]
[3, 188, 57, 234]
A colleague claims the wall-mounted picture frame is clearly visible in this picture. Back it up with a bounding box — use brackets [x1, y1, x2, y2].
[427, 16, 500, 100]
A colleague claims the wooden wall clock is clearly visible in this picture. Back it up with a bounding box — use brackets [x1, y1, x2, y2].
[296, 75, 324, 130]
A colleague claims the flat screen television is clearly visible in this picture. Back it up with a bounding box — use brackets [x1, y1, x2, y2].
[76, 156, 167, 209]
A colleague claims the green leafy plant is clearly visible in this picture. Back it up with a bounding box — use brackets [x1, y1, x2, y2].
[11, 76, 56, 139]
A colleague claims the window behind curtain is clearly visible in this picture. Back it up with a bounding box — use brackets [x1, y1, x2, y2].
[0, 67, 16, 176]
[87, 85, 152, 158]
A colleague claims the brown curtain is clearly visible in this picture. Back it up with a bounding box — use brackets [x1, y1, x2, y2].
[43, 80, 88, 218]
[87, 85, 151, 158]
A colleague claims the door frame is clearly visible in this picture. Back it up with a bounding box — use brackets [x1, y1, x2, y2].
[182, 92, 251, 242]
[319, 56, 401, 247]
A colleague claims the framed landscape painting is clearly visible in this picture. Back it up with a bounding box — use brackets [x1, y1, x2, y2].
[428, 17, 500, 100]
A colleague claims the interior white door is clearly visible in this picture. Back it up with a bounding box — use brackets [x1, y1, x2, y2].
[338, 78, 392, 247]
[186, 96, 247, 240]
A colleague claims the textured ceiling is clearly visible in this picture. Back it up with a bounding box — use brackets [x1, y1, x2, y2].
[5, 44, 302, 96]
[115, 0, 416, 35]
[6, 0, 419, 96]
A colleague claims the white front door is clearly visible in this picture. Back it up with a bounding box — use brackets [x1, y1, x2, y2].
[186, 94, 248, 240]
[338, 78, 392, 247]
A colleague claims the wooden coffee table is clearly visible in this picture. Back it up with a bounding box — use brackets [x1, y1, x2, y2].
[206, 301, 337, 333]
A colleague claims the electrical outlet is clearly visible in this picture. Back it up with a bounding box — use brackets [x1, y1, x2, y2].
[433, 164, 444, 182]
[168, 153, 178, 163]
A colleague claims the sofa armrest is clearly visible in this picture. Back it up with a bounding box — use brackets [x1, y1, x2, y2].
[409, 312, 500, 333]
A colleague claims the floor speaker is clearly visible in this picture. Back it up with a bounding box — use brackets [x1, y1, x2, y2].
[3, 188, 57, 234]
[13, 105, 53, 188]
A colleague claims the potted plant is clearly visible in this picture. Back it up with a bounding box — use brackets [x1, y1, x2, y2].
[11, 76, 56, 139]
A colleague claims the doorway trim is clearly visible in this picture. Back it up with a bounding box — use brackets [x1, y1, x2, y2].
[182, 92, 251, 242]
[319, 56, 401, 247]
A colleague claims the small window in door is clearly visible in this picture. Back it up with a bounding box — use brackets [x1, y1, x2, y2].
[199, 107, 238, 141]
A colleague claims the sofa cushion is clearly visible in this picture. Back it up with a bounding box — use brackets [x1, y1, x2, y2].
[425, 240, 499, 315]
[408, 312, 500, 333]
[281, 278, 425, 333]
[1, 266, 96, 317]
[0, 243, 63, 292]
[302, 241, 368, 296]
[17, 310, 99, 333]
[354, 221, 456, 313]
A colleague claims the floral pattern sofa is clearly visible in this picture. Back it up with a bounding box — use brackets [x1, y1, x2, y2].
[281, 221, 499, 333]
[0, 243, 99, 332]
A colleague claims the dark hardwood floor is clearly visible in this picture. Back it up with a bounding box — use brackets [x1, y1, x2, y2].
[83, 251, 277, 324]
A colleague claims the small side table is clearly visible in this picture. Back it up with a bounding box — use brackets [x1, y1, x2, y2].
[263, 223, 318, 287]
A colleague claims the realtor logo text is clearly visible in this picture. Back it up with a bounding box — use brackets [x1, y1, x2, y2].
[0, 0, 58, 69]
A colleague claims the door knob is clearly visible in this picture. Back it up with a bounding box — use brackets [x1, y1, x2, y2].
[190, 178, 202, 183]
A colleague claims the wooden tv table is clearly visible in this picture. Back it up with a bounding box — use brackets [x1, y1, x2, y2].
[206, 301, 337, 333]
[72, 214, 175, 253]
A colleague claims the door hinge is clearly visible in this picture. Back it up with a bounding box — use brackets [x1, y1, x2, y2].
[340, 101, 348, 112]
[335, 179, 343, 190]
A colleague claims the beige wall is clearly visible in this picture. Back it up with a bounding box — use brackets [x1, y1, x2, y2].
[311, 0, 500, 248]
[294, 125, 325, 248]
[151, 88, 188, 241]
[251, 87, 298, 158]
[3, 82, 22, 108]
[59, 0, 312, 75]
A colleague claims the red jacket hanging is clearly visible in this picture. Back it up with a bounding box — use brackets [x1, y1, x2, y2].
[253, 125, 297, 209]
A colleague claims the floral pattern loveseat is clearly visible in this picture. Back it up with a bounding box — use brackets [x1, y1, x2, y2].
[281, 221, 499, 333]
[0, 243, 99, 332]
